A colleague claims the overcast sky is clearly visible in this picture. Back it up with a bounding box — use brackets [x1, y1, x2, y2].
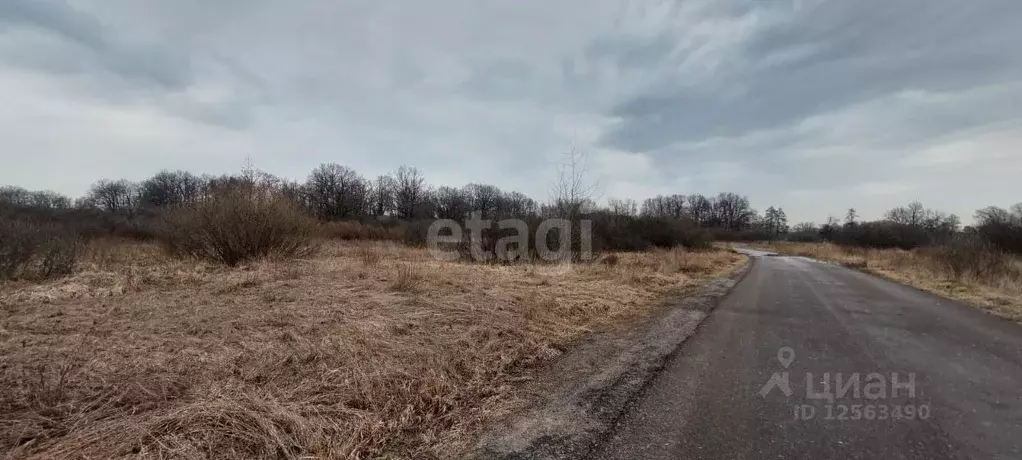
[1, 0, 1020, 223]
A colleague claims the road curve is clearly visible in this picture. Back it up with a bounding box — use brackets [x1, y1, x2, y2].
[589, 250, 1022, 460]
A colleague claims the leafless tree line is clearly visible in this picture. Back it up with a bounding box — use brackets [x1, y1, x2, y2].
[637, 193, 764, 232]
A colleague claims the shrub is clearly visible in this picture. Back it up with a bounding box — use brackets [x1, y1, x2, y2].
[926, 237, 1010, 283]
[157, 188, 317, 266]
[0, 218, 82, 280]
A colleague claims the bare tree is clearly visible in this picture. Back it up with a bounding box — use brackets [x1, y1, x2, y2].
[369, 175, 395, 216]
[608, 198, 638, 217]
[464, 183, 502, 219]
[393, 166, 428, 219]
[139, 170, 203, 208]
[687, 194, 712, 226]
[763, 206, 788, 237]
[502, 191, 538, 217]
[709, 192, 754, 231]
[434, 186, 470, 220]
[845, 208, 858, 226]
[0, 186, 72, 210]
[640, 195, 686, 219]
[86, 179, 141, 215]
[550, 142, 600, 218]
[792, 222, 817, 233]
[305, 163, 369, 220]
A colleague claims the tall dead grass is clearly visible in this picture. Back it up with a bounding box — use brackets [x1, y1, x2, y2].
[751, 241, 1022, 321]
[0, 241, 744, 459]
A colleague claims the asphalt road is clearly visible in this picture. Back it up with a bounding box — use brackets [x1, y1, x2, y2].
[589, 250, 1022, 460]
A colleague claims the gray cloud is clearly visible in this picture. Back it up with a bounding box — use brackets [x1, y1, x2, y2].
[0, 0, 192, 89]
[1, 0, 1020, 224]
[604, 0, 1022, 152]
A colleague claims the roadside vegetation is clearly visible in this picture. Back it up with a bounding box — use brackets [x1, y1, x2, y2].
[0, 155, 753, 459]
[0, 238, 742, 459]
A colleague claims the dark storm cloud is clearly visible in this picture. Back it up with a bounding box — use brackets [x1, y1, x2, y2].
[602, 0, 1022, 152]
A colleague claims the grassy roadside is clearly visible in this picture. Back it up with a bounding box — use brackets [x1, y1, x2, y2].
[0, 240, 744, 459]
[745, 242, 1022, 322]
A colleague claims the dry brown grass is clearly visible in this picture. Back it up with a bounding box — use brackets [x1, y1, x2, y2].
[748, 242, 1022, 321]
[0, 240, 743, 460]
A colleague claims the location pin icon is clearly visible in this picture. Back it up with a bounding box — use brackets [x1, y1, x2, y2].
[778, 347, 795, 369]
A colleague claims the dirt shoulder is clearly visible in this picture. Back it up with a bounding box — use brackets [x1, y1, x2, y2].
[0, 240, 745, 459]
[468, 258, 751, 460]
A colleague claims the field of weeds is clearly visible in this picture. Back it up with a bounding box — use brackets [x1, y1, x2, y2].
[748, 241, 1022, 321]
[0, 239, 743, 459]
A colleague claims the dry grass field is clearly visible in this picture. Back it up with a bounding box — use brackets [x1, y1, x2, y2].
[748, 242, 1022, 321]
[0, 240, 743, 460]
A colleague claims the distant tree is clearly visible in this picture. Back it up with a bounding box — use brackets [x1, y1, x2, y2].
[0, 186, 72, 211]
[139, 170, 203, 208]
[608, 198, 639, 217]
[434, 186, 470, 220]
[550, 142, 600, 218]
[820, 215, 841, 241]
[709, 192, 755, 231]
[305, 163, 369, 220]
[975, 206, 1012, 226]
[393, 166, 429, 219]
[886, 201, 927, 227]
[641, 195, 686, 219]
[464, 183, 502, 219]
[86, 179, 141, 215]
[1012, 203, 1022, 226]
[369, 175, 395, 216]
[845, 208, 858, 226]
[686, 194, 712, 226]
[501, 191, 538, 217]
[793, 222, 816, 233]
[763, 206, 789, 238]
[974, 203, 1022, 255]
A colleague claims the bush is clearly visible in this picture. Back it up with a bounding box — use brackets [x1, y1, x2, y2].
[157, 188, 317, 266]
[0, 218, 82, 280]
[926, 237, 1010, 283]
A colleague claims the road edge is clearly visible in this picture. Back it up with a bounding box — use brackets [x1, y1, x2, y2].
[467, 256, 753, 460]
